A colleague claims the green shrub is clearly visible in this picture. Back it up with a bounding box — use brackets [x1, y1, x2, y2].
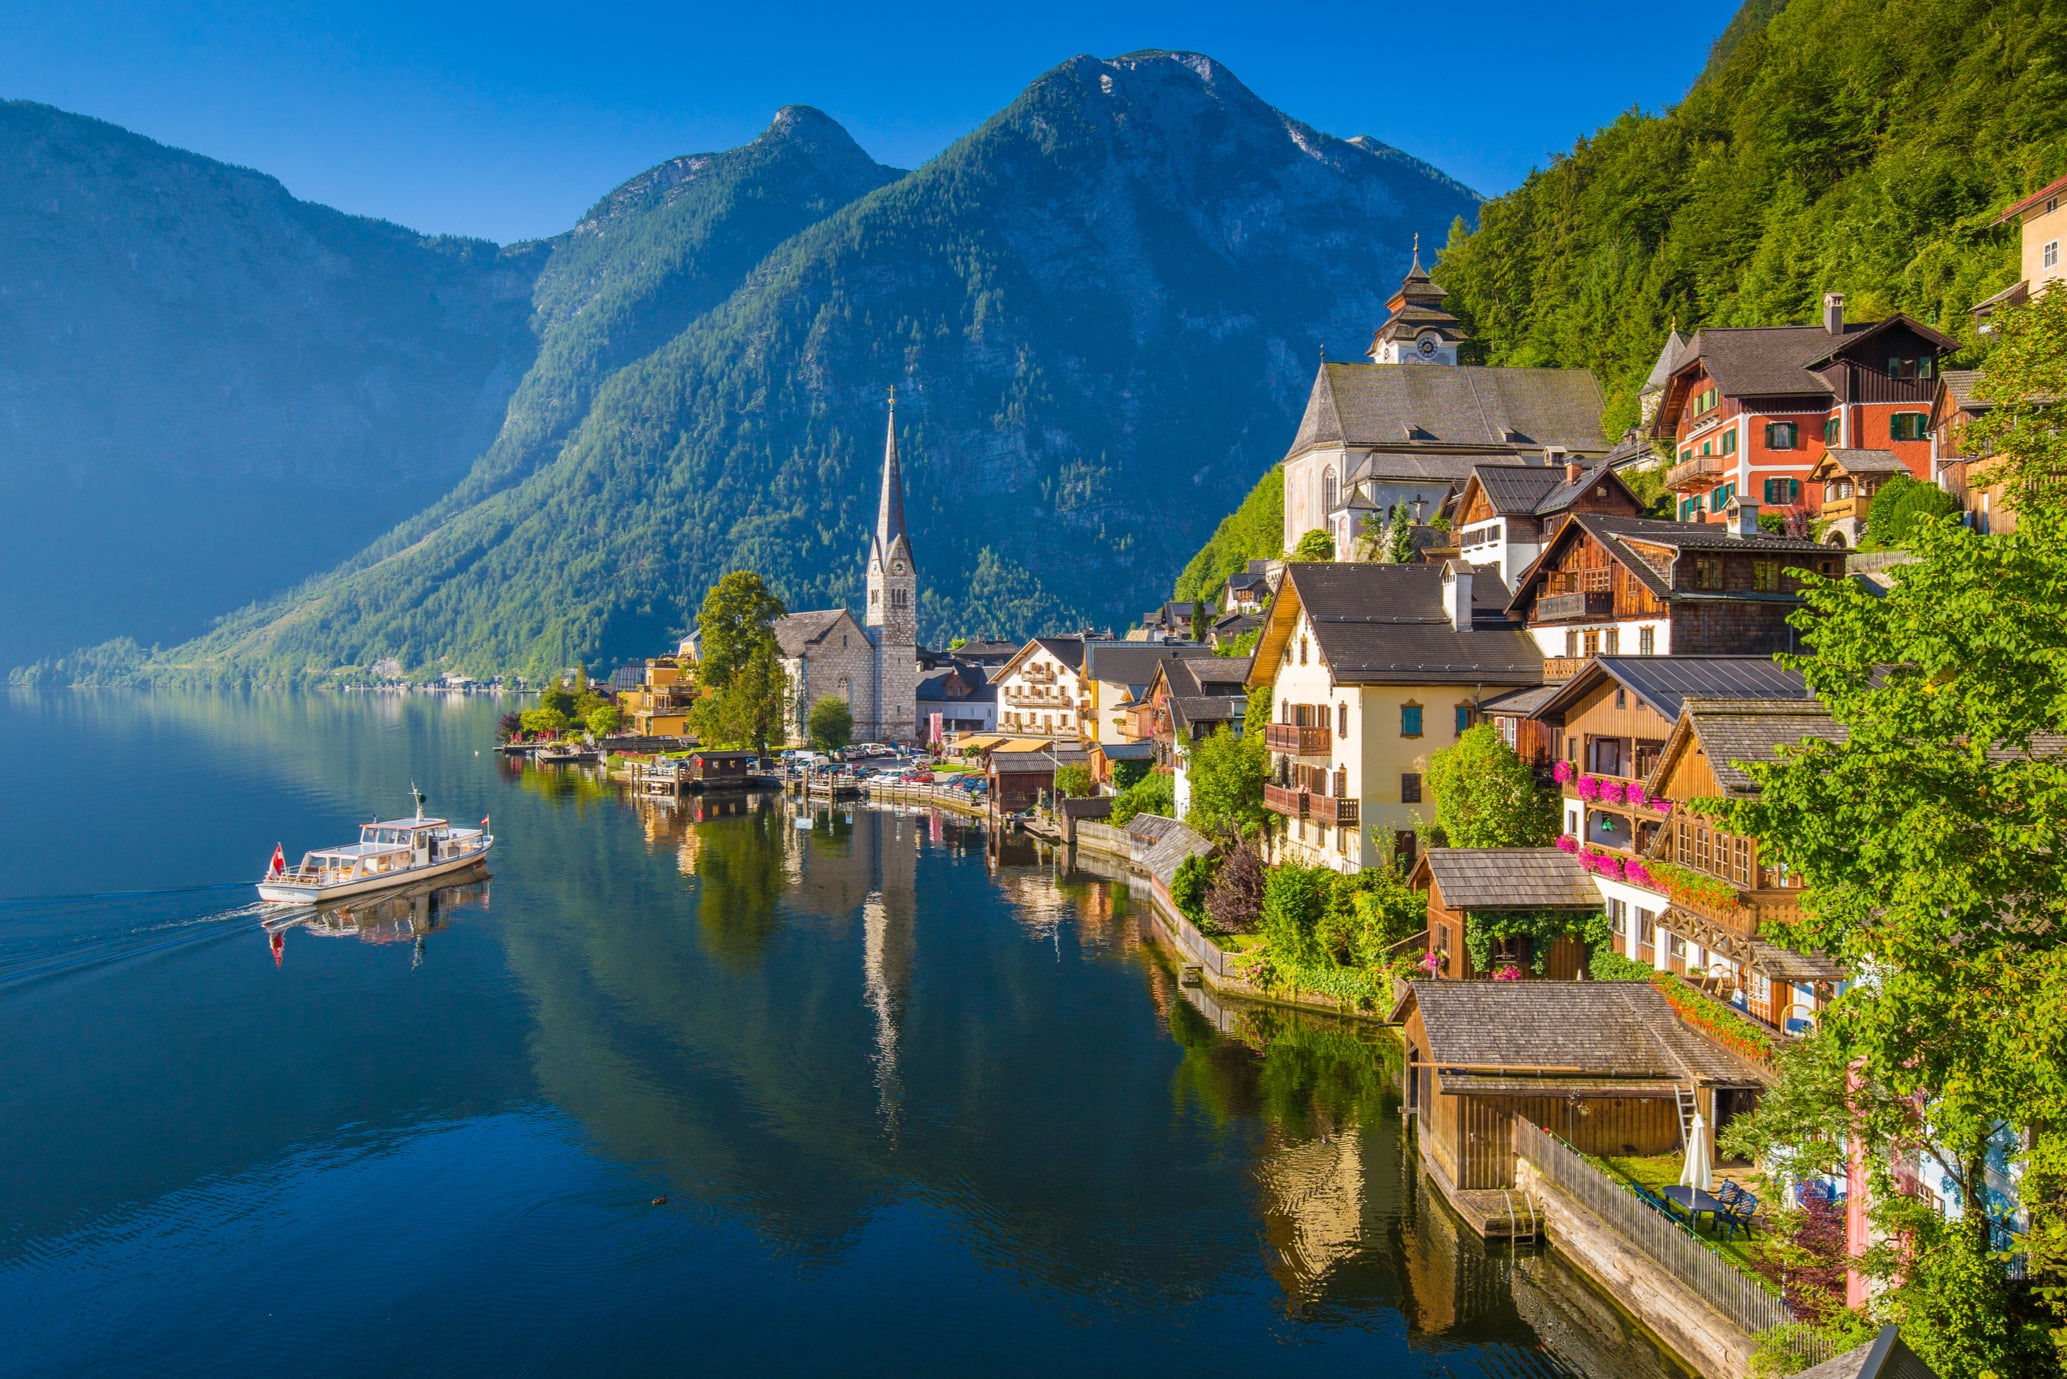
[1589, 946, 1655, 980]
[1053, 763, 1094, 798]
[1108, 769, 1175, 825]
[1171, 853, 1214, 927]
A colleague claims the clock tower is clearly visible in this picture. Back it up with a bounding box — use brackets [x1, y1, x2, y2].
[1368, 236, 1465, 366]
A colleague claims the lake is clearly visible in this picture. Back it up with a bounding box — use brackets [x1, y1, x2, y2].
[0, 689, 1688, 1377]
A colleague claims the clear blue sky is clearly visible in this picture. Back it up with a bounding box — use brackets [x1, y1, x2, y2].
[2, 0, 1742, 244]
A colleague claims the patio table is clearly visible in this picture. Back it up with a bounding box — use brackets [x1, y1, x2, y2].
[1662, 1185, 1730, 1231]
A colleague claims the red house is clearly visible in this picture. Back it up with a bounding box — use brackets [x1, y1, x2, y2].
[1649, 293, 1958, 545]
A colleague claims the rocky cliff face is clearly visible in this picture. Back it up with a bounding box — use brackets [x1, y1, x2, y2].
[0, 101, 546, 665]
[146, 52, 1479, 682]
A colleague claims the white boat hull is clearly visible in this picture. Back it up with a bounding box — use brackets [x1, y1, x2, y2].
[258, 841, 493, 904]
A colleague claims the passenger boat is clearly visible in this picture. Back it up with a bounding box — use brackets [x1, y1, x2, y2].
[258, 791, 494, 904]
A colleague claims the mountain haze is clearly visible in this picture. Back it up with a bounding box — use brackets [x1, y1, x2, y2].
[145, 52, 1480, 683]
[0, 101, 546, 666]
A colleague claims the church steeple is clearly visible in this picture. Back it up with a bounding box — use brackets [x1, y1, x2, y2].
[1369, 234, 1466, 365]
[866, 386, 916, 648]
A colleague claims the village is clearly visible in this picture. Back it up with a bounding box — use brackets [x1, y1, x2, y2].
[488, 178, 2067, 1379]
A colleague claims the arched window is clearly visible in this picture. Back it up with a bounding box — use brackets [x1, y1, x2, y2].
[1323, 466, 1339, 513]
[836, 675, 852, 704]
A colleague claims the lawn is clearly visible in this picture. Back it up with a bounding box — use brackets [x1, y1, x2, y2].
[1592, 1151, 1778, 1274]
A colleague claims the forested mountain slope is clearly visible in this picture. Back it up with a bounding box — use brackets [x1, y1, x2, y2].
[142, 51, 1479, 683]
[0, 101, 545, 666]
[1436, 0, 2067, 434]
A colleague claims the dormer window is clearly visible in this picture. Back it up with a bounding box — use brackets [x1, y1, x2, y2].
[1885, 357, 1934, 381]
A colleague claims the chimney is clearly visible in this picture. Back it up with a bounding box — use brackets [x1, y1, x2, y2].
[1442, 559, 1474, 633]
[1823, 291, 1846, 336]
[1566, 460, 1585, 485]
[1726, 498, 1762, 539]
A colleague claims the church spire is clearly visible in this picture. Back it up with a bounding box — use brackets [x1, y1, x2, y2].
[874, 385, 909, 562]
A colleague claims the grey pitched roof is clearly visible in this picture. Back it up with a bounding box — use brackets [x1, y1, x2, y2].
[1672, 316, 1956, 403]
[1346, 451, 1494, 484]
[1096, 740, 1157, 760]
[916, 664, 995, 703]
[1284, 563, 1543, 686]
[772, 609, 862, 656]
[1083, 641, 1220, 687]
[1289, 362, 1609, 459]
[1938, 369, 1992, 414]
[1399, 981, 1764, 1086]
[1170, 695, 1245, 735]
[1680, 697, 1848, 795]
[1534, 655, 1813, 725]
[1640, 329, 1691, 396]
[1478, 682, 1565, 717]
[1816, 448, 1909, 475]
[1423, 848, 1600, 908]
[1028, 636, 1087, 672]
[1164, 656, 1248, 697]
[1472, 464, 1572, 516]
[1790, 1326, 1942, 1379]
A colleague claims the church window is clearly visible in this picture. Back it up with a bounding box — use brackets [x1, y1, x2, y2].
[870, 590, 879, 607]
[1323, 466, 1339, 513]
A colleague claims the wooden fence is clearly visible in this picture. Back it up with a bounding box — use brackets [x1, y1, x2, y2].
[1513, 1118, 1824, 1360]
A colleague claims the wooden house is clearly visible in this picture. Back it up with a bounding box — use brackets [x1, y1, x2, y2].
[1648, 295, 1957, 527]
[1641, 698, 1849, 1031]
[1506, 511, 1841, 665]
[1805, 448, 1910, 548]
[1394, 981, 1766, 1195]
[683, 749, 756, 784]
[1930, 370, 2009, 534]
[1411, 848, 1600, 980]
[1449, 458, 1646, 590]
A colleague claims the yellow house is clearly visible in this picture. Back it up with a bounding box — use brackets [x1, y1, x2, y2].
[1974, 171, 2067, 332]
[618, 656, 697, 737]
[1247, 561, 1543, 872]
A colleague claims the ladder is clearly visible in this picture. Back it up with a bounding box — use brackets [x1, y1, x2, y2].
[1674, 1085, 1698, 1149]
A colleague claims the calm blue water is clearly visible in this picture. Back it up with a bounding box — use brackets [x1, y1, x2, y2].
[0, 689, 1687, 1377]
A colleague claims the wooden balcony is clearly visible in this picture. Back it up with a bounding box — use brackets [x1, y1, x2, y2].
[1821, 495, 1867, 524]
[1310, 794, 1359, 826]
[1542, 655, 1588, 681]
[1666, 452, 1726, 491]
[1534, 590, 1614, 623]
[1264, 783, 1308, 818]
[1263, 723, 1331, 756]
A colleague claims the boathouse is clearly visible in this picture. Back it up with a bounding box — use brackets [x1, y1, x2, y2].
[1411, 848, 1601, 980]
[1393, 981, 1765, 1194]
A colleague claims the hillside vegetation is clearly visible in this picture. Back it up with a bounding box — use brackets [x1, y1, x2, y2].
[1172, 464, 1282, 604]
[1436, 0, 2067, 434]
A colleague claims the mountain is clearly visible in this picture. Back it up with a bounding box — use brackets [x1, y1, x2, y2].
[1433, 0, 2067, 434]
[132, 52, 1480, 684]
[0, 101, 546, 667]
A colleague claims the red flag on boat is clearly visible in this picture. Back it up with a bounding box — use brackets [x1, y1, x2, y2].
[481, 814, 490, 832]
[270, 929, 285, 968]
[268, 843, 285, 877]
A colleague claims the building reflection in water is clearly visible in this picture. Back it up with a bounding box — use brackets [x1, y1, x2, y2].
[263, 873, 491, 969]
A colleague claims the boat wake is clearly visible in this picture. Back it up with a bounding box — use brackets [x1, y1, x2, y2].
[0, 894, 266, 989]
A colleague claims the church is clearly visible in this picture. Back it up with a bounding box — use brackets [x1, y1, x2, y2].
[1281, 241, 1612, 560]
[773, 393, 921, 745]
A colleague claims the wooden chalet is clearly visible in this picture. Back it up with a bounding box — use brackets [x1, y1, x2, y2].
[1640, 698, 1849, 1031]
[1449, 457, 1646, 591]
[1507, 511, 1841, 666]
[1806, 448, 1910, 547]
[1395, 982, 1766, 1198]
[1410, 848, 1599, 980]
[1930, 369, 2010, 534]
[1648, 295, 1958, 527]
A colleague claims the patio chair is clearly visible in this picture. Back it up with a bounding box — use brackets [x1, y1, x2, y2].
[1719, 1189, 1760, 1240]
[1714, 1181, 1744, 1210]
[1633, 1183, 1684, 1223]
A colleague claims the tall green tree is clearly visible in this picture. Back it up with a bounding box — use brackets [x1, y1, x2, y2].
[1722, 291, 2067, 1374]
[690, 571, 789, 755]
[806, 695, 853, 752]
[1184, 724, 1268, 837]
[1426, 725, 1558, 847]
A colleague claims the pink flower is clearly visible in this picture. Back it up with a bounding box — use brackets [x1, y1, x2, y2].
[1626, 783, 1650, 808]
[1552, 760, 1574, 784]
[1576, 775, 1602, 801]
[1657, 800, 1674, 817]
[1492, 964, 1523, 981]
[1555, 835, 1579, 854]
[1418, 950, 1444, 974]
[1624, 861, 1653, 888]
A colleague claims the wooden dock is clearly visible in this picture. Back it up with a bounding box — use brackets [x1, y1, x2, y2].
[1418, 1147, 1542, 1240]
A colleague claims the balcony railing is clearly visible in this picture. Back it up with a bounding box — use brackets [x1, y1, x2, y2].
[1534, 590, 1614, 622]
[1310, 794, 1359, 826]
[1542, 655, 1588, 681]
[1263, 723, 1331, 756]
[1666, 452, 1727, 491]
[1264, 783, 1307, 818]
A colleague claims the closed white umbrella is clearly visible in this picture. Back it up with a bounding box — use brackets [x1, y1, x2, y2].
[1679, 1111, 1715, 1193]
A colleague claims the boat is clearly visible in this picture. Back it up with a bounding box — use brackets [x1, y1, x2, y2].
[258, 788, 494, 904]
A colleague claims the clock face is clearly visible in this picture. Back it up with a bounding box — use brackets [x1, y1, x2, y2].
[893, 562, 904, 574]
[1416, 333, 1440, 358]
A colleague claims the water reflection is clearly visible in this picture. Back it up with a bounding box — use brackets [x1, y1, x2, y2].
[262, 873, 492, 969]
